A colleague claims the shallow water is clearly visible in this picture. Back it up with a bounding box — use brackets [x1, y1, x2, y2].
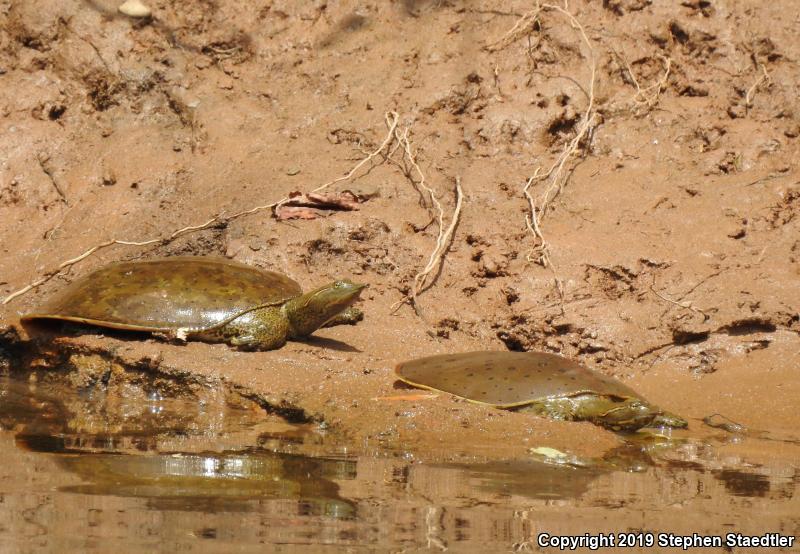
[0, 372, 798, 553]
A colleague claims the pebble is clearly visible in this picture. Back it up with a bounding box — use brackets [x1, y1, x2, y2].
[118, 0, 151, 18]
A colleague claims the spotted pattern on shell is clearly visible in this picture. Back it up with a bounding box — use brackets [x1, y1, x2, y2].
[394, 351, 642, 408]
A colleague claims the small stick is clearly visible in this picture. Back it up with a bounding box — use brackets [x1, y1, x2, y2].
[745, 63, 771, 108]
[648, 277, 710, 322]
[270, 112, 400, 217]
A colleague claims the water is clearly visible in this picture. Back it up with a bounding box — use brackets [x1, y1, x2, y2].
[0, 372, 798, 553]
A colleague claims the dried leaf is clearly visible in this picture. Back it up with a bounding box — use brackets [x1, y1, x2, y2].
[273, 189, 364, 220]
[274, 206, 322, 220]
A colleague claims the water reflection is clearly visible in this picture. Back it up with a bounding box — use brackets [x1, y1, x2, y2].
[17, 436, 355, 517]
[463, 460, 606, 500]
[1, 372, 355, 518]
[0, 370, 798, 551]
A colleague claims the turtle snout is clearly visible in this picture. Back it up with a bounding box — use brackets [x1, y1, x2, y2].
[335, 280, 367, 292]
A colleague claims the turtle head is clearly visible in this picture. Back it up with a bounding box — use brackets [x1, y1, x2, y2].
[284, 280, 366, 337]
[577, 396, 659, 432]
[650, 411, 689, 429]
[583, 397, 689, 432]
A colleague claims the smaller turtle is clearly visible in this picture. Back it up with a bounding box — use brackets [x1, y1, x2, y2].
[395, 351, 687, 432]
[22, 257, 365, 351]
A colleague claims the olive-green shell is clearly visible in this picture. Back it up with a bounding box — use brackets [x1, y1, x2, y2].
[22, 257, 302, 332]
[395, 351, 642, 408]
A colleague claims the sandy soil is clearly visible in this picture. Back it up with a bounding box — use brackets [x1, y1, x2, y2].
[1, 0, 798, 462]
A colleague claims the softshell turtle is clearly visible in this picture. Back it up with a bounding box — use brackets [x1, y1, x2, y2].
[22, 256, 365, 350]
[395, 351, 687, 431]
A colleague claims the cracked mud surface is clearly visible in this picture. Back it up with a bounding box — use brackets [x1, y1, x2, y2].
[1, 0, 799, 465]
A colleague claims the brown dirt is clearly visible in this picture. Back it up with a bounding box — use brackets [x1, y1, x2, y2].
[1, 0, 798, 463]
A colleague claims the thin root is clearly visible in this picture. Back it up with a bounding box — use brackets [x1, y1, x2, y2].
[3, 113, 403, 305]
[390, 131, 464, 316]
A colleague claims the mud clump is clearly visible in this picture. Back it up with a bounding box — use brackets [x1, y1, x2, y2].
[64, 353, 118, 389]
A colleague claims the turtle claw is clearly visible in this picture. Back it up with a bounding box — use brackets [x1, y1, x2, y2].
[153, 330, 184, 343]
[323, 307, 364, 327]
[230, 335, 258, 349]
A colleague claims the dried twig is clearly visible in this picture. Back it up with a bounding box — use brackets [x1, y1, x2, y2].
[648, 276, 710, 322]
[3, 114, 402, 305]
[745, 63, 771, 108]
[272, 112, 400, 217]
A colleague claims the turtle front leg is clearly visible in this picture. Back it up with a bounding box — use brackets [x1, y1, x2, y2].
[322, 307, 364, 328]
[230, 333, 285, 350]
[206, 306, 290, 351]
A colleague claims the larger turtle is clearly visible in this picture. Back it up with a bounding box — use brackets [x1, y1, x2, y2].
[22, 257, 365, 350]
[395, 351, 687, 432]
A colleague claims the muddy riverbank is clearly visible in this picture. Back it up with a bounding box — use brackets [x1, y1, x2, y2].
[0, 3, 799, 543]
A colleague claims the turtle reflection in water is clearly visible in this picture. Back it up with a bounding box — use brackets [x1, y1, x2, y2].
[395, 351, 688, 432]
[22, 256, 365, 350]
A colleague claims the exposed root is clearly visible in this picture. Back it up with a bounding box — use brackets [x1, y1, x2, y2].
[3, 114, 402, 305]
[633, 55, 671, 109]
[391, 172, 464, 316]
[3, 220, 219, 305]
[493, 3, 600, 311]
[395, 128, 464, 307]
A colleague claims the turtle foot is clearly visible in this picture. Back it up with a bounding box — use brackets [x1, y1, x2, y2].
[323, 307, 364, 327]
